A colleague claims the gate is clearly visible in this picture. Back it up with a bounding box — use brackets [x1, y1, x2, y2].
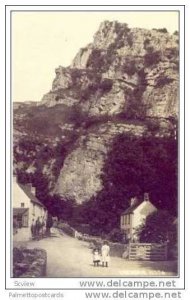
[129, 243, 168, 261]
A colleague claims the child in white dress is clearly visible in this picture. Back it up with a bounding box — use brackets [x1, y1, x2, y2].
[93, 248, 101, 267]
[101, 241, 110, 267]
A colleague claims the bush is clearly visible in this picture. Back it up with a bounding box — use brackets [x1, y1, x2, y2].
[122, 60, 137, 76]
[126, 33, 133, 47]
[136, 210, 175, 243]
[152, 28, 168, 33]
[144, 38, 150, 49]
[144, 51, 161, 67]
[86, 49, 104, 70]
[99, 78, 113, 93]
[156, 76, 174, 88]
[157, 28, 168, 33]
[165, 47, 178, 60]
[145, 119, 160, 132]
[70, 68, 82, 85]
[108, 228, 124, 243]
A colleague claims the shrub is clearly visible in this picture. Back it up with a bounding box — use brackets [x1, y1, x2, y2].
[136, 210, 175, 244]
[165, 47, 178, 60]
[152, 28, 168, 34]
[144, 38, 150, 49]
[146, 46, 154, 53]
[145, 119, 160, 132]
[156, 76, 174, 88]
[122, 60, 137, 76]
[86, 49, 104, 70]
[157, 28, 168, 33]
[126, 33, 133, 47]
[108, 228, 124, 243]
[99, 78, 113, 93]
[144, 51, 161, 67]
[70, 68, 82, 84]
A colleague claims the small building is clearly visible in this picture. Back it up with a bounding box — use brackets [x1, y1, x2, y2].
[13, 176, 47, 242]
[120, 193, 157, 242]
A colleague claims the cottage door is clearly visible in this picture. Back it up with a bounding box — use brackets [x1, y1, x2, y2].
[22, 214, 29, 227]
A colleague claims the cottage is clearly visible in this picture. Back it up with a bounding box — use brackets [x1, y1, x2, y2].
[13, 176, 47, 241]
[120, 193, 157, 242]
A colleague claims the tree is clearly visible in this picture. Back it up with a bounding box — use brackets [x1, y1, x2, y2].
[135, 210, 175, 243]
[79, 133, 177, 235]
[108, 228, 124, 243]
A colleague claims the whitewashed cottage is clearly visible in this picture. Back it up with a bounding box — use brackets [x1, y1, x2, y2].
[120, 193, 157, 242]
[13, 176, 47, 241]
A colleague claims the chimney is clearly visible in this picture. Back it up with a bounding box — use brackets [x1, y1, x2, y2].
[130, 196, 138, 207]
[144, 192, 149, 202]
[26, 183, 36, 195]
[31, 187, 36, 195]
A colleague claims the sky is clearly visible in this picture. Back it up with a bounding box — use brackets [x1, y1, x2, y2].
[12, 11, 179, 102]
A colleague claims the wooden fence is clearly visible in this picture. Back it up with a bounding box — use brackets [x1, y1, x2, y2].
[129, 243, 168, 261]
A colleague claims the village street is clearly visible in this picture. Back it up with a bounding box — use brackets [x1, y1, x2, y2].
[20, 228, 177, 277]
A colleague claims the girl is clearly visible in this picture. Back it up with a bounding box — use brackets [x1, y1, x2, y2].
[93, 248, 100, 267]
[101, 241, 110, 267]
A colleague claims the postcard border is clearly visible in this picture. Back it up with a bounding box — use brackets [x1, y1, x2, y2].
[5, 4, 185, 290]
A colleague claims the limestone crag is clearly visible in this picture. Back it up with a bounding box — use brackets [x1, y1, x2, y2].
[54, 122, 146, 203]
[40, 21, 178, 119]
[14, 20, 179, 203]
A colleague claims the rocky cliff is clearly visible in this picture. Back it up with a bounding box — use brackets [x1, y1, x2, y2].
[14, 21, 178, 204]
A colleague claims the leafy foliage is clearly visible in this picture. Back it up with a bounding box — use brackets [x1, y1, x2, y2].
[144, 50, 161, 67]
[71, 134, 178, 236]
[86, 49, 105, 71]
[107, 228, 124, 243]
[156, 28, 168, 34]
[135, 210, 176, 243]
[156, 76, 174, 88]
[99, 78, 113, 93]
[152, 28, 168, 33]
[143, 38, 150, 50]
[122, 60, 137, 76]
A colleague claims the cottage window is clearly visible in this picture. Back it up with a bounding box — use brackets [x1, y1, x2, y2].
[21, 203, 24, 208]
[17, 216, 22, 228]
[128, 214, 131, 224]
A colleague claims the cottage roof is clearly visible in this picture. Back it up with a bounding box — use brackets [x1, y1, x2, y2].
[13, 207, 29, 216]
[121, 201, 142, 215]
[18, 183, 46, 209]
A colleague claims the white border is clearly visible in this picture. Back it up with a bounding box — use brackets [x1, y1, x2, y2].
[4, 4, 185, 291]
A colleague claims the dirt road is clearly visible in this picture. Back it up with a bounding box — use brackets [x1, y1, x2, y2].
[23, 228, 177, 277]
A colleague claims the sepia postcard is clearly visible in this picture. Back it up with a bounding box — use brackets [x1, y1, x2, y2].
[3, 4, 186, 295]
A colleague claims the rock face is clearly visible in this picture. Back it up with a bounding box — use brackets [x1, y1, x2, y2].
[14, 20, 179, 203]
[40, 21, 178, 119]
[55, 123, 146, 203]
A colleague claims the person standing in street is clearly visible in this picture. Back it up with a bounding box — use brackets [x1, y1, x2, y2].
[31, 218, 35, 239]
[101, 241, 110, 267]
[46, 213, 53, 237]
[35, 217, 41, 240]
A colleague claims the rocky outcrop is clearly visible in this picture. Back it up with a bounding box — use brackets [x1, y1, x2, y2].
[54, 122, 146, 203]
[71, 46, 93, 69]
[39, 21, 178, 120]
[14, 20, 178, 204]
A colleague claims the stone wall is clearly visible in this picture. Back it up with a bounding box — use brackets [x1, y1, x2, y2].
[13, 247, 47, 277]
